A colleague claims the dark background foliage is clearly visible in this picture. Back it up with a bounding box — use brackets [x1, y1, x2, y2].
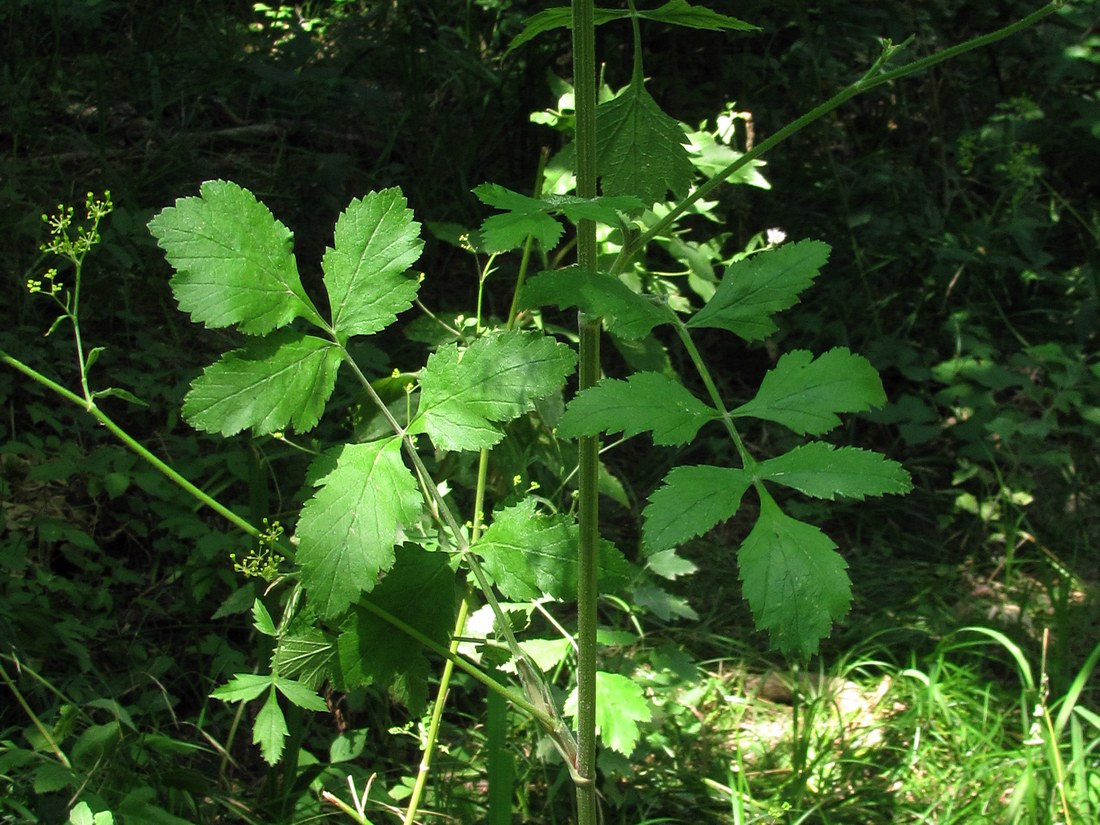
[1, 1, 1097, 822]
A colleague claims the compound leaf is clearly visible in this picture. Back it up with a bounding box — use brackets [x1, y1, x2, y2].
[688, 240, 830, 340]
[596, 80, 694, 206]
[643, 465, 751, 553]
[296, 439, 421, 619]
[565, 671, 652, 756]
[411, 331, 577, 451]
[738, 495, 851, 659]
[757, 442, 912, 501]
[558, 372, 718, 446]
[323, 188, 423, 339]
[733, 348, 886, 435]
[522, 267, 668, 340]
[183, 330, 342, 436]
[335, 546, 456, 715]
[148, 179, 322, 334]
[475, 498, 631, 601]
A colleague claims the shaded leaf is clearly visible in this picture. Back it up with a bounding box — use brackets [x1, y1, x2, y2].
[596, 80, 694, 206]
[506, 7, 629, 54]
[411, 330, 577, 451]
[643, 465, 751, 553]
[756, 442, 912, 501]
[638, 1, 757, 32]
[183, 330, 342, 436]
[251, 599, 276, 636]
[558, 372, 718, 446]
[688, 240, 830, 340]
[271, 629, 335, 689]
[323, 187, 423, 339]
[296, 439, 422, 619]
[733, 348, 886, 435]
[481, 210, 564, 252]
[738, 496, 851, 659]
[148, 179, 321, 333]
[522, 267, 669, 340]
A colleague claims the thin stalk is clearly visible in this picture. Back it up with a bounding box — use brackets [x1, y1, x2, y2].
[572, 0, 600, 818]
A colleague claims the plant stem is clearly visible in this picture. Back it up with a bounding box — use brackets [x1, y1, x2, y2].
[572, 0, 600, 817]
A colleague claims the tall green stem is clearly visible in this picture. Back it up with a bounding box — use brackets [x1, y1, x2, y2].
[572, 0, 600, 819]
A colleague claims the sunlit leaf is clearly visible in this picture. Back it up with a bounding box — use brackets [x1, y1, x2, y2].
[148, 179, 322, 333]
[272, 676, 328, 711]
[211, 673, 273, 703]
[296, 438, 421, 619]
[565, 671, 652, 755]
[323, 187, 423, 339]
[756, 442, 912, 500]
[253, 687, 288, 765]
[272, 630, 335, 689]
[643, 465, 751, 553]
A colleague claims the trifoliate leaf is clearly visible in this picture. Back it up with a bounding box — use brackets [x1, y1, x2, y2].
[688, 240, 830, 340]
[756, 442, 912, 501]
[148, 179, 322, 333]
[565, 671, 652, 756]
[521, 267, 669, 340]
[271, 630, 335, 689]
[596, 79, 694, 206]
[643, 465, 751, 554]
[253, 687, 288, 765]
[323, 188, 423, 339]
[738, 495, 851, 659]
[410, 330, 576, 451]
[475, 498, 631, 601]
[335, 546, 456, 715]
[637, 1, 757, 32]
[272, 676, 328, 712]
[296, 439, 421, 619]
[183, 331, 342, 436]
[733, 348, 886, 435]
[558, 372, 718, 446]
[211, 673, 273, 703]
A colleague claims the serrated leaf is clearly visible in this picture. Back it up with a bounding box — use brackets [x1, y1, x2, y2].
[596, 79, 694, 206]
[211, 672, 272, 703]
[252, 599, 276, 636]
[253, 687, 288, 765]
[733, 348, 886, 435]
[565, 671, 652, 755]
[522, 267, 669, 340]
[272, 676, 328, 711]
[738, 495, 851, 659]
[323, 188, 423, 339]
[475, 498, 631, 601]
[271, 630, 335, 688]
[643, 465, 751, 553]
[410, 330, 576, 451]
[688, 240, 830, 340]
[148, 179, 322, 333]
[335, 546, 456, 715]
[558, 372, 718, 446]
[506, 7, 629, 54]
[645, 548, 697, 580]
[638, 1, 757, 32]
[183, 330, 342, 436]
[756, 443, 912, 501]
[542, 193, 645, 223]
[482, 210, 564, 253]
[296, 439, 421, 619]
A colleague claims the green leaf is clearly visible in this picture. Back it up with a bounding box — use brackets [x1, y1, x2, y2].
[645, 548, 697, 580]
[272, 630, 335, 688]
[323, 187, 424, 339]
[565, 671, 652, 755]
[506, 7, 629, 54]
[756, 442, 912, 501]
[182, 330, 342, 436]
[638, 1, 757, 32]
[211, 673, 273, 703]
[596, 79, 694, 206]
[733, 348, 886, 435]
[475, 498, 631, 601]
[253, 686, 288, 765]
[521, 267, 669, 340]
[643, 465, 751, 553]
[688, 240, 830, 340]
[335, 546, 456, 715]
[272, 676, 328, 711]
[738, 495, 851, 659]
[148, 179, 322, 333]
[410, 330, 577, 451]
[542, 193, 645, 223]
[558, 372, 718, 446]
[482, 210, 564, 253]
[251, 599, 276, 636]
[296, 438, 422, 619]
